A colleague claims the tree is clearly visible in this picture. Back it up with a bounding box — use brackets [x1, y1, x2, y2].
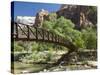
[82, 27, 97, 49]
[43, 14, 84, 48]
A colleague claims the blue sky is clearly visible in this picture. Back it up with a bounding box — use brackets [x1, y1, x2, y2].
[11, 1, 61, 19]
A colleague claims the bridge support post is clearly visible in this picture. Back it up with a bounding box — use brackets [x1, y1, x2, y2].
[15, 22, 18, 38]
[35, 27, 38, 40]
[52, 33, 54, 42]
[47, 31, 50, 40]
[42, 29, 44, 40]
[27, 25, 30, 39]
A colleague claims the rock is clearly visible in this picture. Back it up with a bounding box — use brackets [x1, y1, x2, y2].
[76, 62, 83, 65]
[56, 5, 96, 29]
[34, 9, 49, 27]
[43, 69, 47, 72]
[84, 64, 89, 68]
[87, 61, 97, 67]
[53, 68, 60, 71]
[21, 70, 29, 73]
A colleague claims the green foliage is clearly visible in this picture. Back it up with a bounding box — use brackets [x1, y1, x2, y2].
[71, 30, 85, 48]
[43, 14, 84, 48]
[87, 6, 97, 25]
[19, 51, 54, 63]
[14, 41, 32, 52]
[14, 42, 24, 51]
[46, 51, 53, 61]
[31, 42, 39, 51]
[31, 42, 52, 51]
[43, 13, 97, 49]
[82, 27, 97, 49]
[56, 16, 74, 29]
[48, 13, 57, 22]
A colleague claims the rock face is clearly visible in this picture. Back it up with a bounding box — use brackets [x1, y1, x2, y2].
[56, 5, 97, 29]
[34, 9, 49, 27]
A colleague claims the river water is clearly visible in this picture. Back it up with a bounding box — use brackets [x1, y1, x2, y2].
[11, 62, 49, 74]
[11, 61, 97, 74]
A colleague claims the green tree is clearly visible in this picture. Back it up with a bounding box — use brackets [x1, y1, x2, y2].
[43, 15, 85, 48]
[82, 27, 97, 49]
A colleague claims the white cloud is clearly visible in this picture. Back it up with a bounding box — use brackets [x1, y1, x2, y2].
[15, 16, 36, 26]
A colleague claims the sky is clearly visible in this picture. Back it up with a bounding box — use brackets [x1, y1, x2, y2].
[11, 1, 61, 20]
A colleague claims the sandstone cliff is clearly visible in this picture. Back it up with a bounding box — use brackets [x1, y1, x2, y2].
[34, 9, 49, 27]
[34, 5, 97, 29]
[56, 5, 97, 29]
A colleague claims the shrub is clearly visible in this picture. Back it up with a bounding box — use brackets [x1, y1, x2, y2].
[14, 42, 24, 51]
[82, 27, 97, 49]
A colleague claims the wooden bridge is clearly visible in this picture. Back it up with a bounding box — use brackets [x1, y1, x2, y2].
[11, 21, 78, 51]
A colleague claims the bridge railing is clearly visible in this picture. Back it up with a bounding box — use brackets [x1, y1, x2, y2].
[12, 22, 66, 44]
[11, 21, 78, 52]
